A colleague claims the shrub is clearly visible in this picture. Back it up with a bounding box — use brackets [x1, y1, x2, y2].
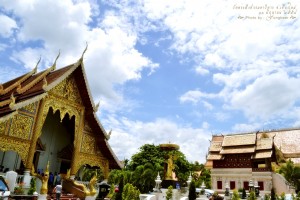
[271, 188, 276, 200]
[188, 181, 197, 200]
[232, 189, 241, 200]
[28, 177, 36, 195]
[122, 183, 140, 200]
[242, 188, 247, 199]
[279, 192, 285, 200]
[166, 185, 173, 200]
[264, 194, 270, 200]
[247, 191, 257, 200]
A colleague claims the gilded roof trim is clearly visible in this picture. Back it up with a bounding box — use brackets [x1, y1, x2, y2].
[43, 63, 79, 92]
[12, 93, 47, 110]
[79, 61, 97, 112]
[0, 98, 12, 108]
[0, 110, 18, 123]
[0, 67, 37, 95]
[16, 65, 55, 94]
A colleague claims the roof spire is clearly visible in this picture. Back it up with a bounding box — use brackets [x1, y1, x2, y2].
[33, 56, 41, 74]
[79, 42, 88, 62]
[94, 101, 100, 112]
[51, 50, 60, 71]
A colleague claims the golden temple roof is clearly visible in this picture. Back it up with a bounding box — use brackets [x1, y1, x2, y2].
[0, 55, 121, 169]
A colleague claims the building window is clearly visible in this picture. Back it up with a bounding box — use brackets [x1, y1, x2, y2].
[243, 181, 249, 190]
[217, 181, 222, 189]
[258, 181, 264, 190]
[230, 181, 236, 190]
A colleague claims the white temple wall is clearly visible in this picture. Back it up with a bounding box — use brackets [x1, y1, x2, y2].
[0, 151, 21, 172]
[211, 168, 272, 194]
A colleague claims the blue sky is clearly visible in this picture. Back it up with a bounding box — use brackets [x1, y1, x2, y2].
[0, 0, 300, 163]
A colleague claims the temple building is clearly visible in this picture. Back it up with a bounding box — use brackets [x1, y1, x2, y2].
[206, 129, 300, 195]
[0, 53, 121, 188]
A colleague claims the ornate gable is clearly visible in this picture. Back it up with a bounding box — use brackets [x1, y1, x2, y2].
[49, 75, 83, 105]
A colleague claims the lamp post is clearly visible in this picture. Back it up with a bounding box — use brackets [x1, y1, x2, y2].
[225, 182, 230, 196]
[254, 181, 260, 197]
[249, 180, 254, 192]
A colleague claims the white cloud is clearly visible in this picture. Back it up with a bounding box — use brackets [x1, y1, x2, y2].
[105, 116, 210, 163]
[179, 90, 217, 104]
[231, 71, 300, 120]
[232, 123, 261, 133]
[1, 0, 158, 113]
[0, 14, 17, 38]
[195, 66, 209, 75]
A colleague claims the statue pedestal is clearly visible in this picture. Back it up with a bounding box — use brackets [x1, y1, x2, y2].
[161, 180, 180, 189]
[38, 194, 47, 200]
[85, 195, 97, 200]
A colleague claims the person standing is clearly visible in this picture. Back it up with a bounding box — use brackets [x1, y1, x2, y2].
[53, 183, 62, 200]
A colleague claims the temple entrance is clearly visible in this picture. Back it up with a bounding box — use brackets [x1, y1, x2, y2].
[34, 107, 75, 175]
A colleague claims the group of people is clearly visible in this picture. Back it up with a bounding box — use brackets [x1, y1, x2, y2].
[37, 169, 62, 200]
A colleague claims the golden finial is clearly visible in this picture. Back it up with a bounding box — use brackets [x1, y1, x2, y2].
[94, 101, 100, 112]
[42, 77, 48, 89]
[33, 57, 41, 74]
[79, 42, 88, 62]
[9, 93, 16, 108]
[51, 50, 60, 71]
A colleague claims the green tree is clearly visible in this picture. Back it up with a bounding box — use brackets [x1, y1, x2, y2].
[115, 175, 124, 200]
[264, 194, 270, 200]
[279, 159, 300, 190]
[279, 193, 285, 200]
[122, 183, 140, 200]
[128, 144, 166, 170]
[248, 191, 257, 200]
[80, 165, 103, 182]
[166, 185, 173, 200]
[232, 189, 241, 200]
[189, 180, 197, 200]
[132, 163, 157, 193]
[242, 188, 247, 199]
[271, 188, 276, 200]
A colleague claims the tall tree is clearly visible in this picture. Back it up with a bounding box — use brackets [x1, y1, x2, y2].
[279, 159, 300, 191]
[189, 180, 197, 200]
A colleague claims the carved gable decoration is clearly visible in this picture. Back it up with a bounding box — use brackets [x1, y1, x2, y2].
[0, 121, 7, 135]
[50, 75, 83, 105]
[9, 113, 34, 140]
[81, 133, 96, 154]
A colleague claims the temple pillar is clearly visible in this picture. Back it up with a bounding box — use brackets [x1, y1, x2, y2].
[70, 108, 84, 176]
[24, 99, 46, 189]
